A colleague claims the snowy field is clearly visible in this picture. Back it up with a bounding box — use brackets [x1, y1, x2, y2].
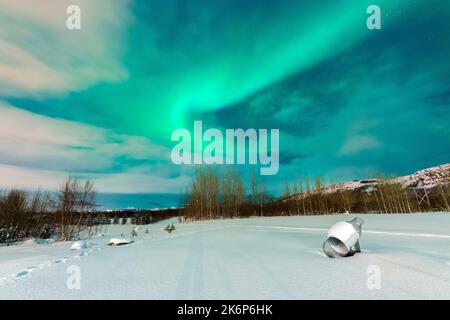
[1, 213, 450, 300]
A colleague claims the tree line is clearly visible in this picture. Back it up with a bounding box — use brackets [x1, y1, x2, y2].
[0, 178, 101, 244]
[181, 167, 450, 221]
[181, 167, 277, 221]
[2, 168, 449, 242]
[0, 178, 182, 245]
[280, 175, 450, 215]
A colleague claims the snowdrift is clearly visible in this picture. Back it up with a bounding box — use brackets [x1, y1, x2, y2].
[107, 238, 134, 246]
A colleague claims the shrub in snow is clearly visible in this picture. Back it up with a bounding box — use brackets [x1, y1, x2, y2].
[131, 227, 140, 237]
[164, 224, 176, 233]
[107, 238, 134, 246]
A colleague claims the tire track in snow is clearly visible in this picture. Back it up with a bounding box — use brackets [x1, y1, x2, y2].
[175, 231, 205, 299]
[0, 226, 224, 288]
[237, 246, 297, 299]
[364, 230, 450, 239]
[149, 226, 226, 243]
[364, 253, 450, 299]
[370, 253, 450, 283]
[198, 223, 450, 240]
[197, 222, 450, 298]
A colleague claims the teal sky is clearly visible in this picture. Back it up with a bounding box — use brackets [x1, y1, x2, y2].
[0, 0, 449, 193]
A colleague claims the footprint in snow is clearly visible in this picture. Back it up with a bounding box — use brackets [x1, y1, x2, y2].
[74, 252, 88, 259]
[15, 270, 31, 279]
[27, 265, 39, 270]
[54, 256, 71, 264]
[55, 249, 95, 264]
[27, 262, 48, 271]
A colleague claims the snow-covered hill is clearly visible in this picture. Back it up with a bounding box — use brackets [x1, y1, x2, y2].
[286, 164, 450, 201]
[396, 164, 450, 189]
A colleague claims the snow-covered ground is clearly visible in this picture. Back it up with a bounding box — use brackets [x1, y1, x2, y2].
[1, 213, 450, 299]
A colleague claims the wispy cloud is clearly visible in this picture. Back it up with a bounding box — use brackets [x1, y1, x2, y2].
[0, 102, 170, 171]
[338, 134, 382, 156]
[0, 0, 130, 97]
[0, 163, 190, 193]
[0, 102, 186, 192]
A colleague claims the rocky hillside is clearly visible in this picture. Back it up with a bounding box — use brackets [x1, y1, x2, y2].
[395, 164, 450, 189]
[285, 163, 450, 202]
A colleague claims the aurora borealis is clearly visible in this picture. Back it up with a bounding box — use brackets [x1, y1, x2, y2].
[0, 0, 449, 194]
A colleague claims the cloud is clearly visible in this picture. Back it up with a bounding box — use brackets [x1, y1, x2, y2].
[0, 163, 190, 194]
[0, 0, 130, 97]
[92, 171, 190, 194]
[0, 102, 184, 191]
[0, 102, 171, 169]
[325, 165, 378, 183]
[0, 164, 65, 191]
[338, 134, 382, 156]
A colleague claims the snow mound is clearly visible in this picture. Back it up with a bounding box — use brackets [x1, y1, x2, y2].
[21, 238, 40, 246]
[70, 240, 92, 251]
[107, 238, 134, 246]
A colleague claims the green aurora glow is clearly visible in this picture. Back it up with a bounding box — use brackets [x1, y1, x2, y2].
[0, 0, 449, 193]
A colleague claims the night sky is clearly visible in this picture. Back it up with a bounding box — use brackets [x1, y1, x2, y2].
[0, 0, 449, 194]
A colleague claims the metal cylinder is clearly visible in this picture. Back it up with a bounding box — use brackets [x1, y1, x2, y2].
[323, 217, 364, 258]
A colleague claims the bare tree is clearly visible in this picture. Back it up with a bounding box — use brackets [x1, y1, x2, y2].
[57, 178, 97, 241]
